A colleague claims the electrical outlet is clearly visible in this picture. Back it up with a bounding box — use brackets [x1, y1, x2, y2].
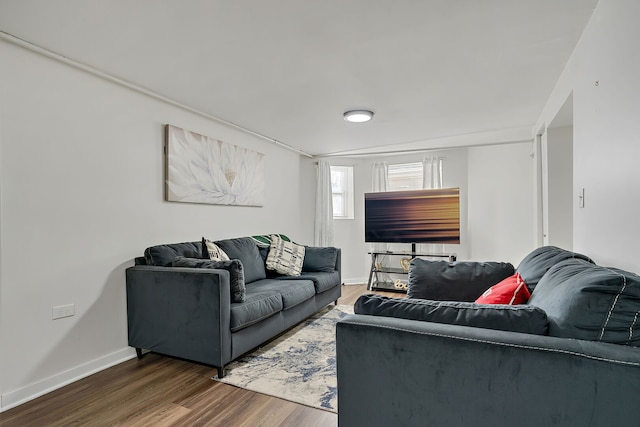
[52, 304, 75, 320]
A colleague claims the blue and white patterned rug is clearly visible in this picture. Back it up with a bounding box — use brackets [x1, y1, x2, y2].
[214, 304, 354, 413]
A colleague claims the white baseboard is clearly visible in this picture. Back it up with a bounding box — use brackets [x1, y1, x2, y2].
[0, 347, 136, 412]
[343, 278, 367, 285]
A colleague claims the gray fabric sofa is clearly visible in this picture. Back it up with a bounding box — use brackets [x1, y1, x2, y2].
[337, 246, 640, 426]
[126, 236, 341, 378]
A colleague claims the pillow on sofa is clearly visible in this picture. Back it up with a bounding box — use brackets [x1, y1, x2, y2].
[528, 258, 640, 345]
[516, 246, 593, 292]
[171, 257, 245, 303]
[214, 237, 266, 284]
[355, 294, 548, 335]
[202, 237, 230, 261]
[408, 259, 515, 302]
[266, 235, 306, 276]
[144, 241, 204, 266]
[302, 246, 338, 272]
[475, 273, 531, 305]
[250, 234, 292, 248]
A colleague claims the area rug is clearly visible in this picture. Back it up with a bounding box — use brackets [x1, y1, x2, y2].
[214, 304, 354, 413]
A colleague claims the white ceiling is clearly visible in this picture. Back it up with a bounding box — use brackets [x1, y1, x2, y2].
[0, 0, 598, 157]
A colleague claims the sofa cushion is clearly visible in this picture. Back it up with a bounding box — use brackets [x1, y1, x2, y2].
[266, 235, 306, 276]
[230, 289, 283, 332]
[247, 279, 315, 310]
[277, 271, 340, 294]
[408, 259, 515, 302]
[528, 258, 640, 345]
[355, 294, 549, 335]
[171, 257, 245, 303]
[475, 273, 531, 305]
[202, 237, 230, 261]
[144, 241, 203, 266]
[215, 237, 266, 284]
[516, 246, 593, 292]
[303, 246, 338, 272]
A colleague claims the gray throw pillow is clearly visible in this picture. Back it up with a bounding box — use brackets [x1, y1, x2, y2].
[214, 237, 266, 284]
[144, 241, 203, 266]
[302, 246, 338, 272]
[355, 294, 549, 335]
[408, 259, 515, 302]
[171, 257, 245, 303]
[528, 258, 640, 345]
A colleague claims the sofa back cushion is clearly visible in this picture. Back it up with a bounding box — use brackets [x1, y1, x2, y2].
[144, 241, 203, 266]
[528, 258, 640, 345]
[516, 246, 593, 292]
[355, 294, 548, 335]
[408, 259, 515, 302]
[215, 237, 266, 284]
[303, 246, 338, 272]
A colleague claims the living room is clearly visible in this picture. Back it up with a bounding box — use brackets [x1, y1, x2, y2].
[1, 0, 639, 423]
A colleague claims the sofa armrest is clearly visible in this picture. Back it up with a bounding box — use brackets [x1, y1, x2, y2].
[337, 314, 640, 427]
[126, 265, 232, 367]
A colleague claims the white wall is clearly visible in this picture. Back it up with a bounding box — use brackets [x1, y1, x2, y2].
[0, 39, 310, 410]
[467, 142, 535, 265]
[535, 0, 640, 273]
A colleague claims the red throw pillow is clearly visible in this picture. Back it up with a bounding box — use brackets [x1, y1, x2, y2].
[475, 273, 531, 305]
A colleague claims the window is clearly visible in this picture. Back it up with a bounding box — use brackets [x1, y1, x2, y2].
[387, 162, 423, 191]
[331, 166, 354, 219]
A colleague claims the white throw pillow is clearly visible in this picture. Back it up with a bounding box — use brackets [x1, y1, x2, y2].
[203, 238, 230, 261]
[266, 234, 305, 276]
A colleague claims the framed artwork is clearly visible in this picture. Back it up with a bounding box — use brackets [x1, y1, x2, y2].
[165, 124, 265, 206]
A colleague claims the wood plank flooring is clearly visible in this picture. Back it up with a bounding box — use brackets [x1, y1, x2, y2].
[0, 284, 399, 427]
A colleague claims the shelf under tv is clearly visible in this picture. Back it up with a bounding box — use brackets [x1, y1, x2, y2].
[367, 251, 457, 292]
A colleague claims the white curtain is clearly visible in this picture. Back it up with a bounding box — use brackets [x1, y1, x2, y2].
[372, 161, 388, 193]
[422, 156, 444, 254]
[422, 156, 443, 190]
[314, 160, 334, 246]
[371, 162, 390, 280]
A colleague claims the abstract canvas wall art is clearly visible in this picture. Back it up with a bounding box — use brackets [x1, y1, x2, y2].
[165, 124, 265, 206]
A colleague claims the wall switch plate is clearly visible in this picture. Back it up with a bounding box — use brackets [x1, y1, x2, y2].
[52, 304, 75, 320]
[579, 188, 585, 208]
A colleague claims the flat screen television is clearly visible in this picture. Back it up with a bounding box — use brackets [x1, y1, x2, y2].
[364, 187, 460, 245]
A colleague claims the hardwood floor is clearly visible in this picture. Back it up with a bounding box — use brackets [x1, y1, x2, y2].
[0, 284, 399, 427]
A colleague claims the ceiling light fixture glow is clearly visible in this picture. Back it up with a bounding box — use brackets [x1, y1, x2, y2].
[344, 109, 374, 123]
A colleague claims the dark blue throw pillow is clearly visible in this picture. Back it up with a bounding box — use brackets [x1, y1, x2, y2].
[171, 257, 245, 303]
[144, 241, 203, 266]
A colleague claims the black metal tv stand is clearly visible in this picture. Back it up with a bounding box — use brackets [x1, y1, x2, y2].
[367, 247, 456, 292]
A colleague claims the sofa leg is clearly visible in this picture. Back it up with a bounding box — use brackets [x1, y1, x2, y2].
[335, 300, 338, 305]
[217, 366, 225, 379]
[135, 348, 144, 359]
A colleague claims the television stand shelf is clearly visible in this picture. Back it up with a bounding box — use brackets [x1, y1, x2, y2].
[367, 251, 457, 293]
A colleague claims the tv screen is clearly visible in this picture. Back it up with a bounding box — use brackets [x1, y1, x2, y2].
[364, 187, 460, 244]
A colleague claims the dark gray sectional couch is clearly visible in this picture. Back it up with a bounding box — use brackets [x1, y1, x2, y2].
[126, 236, 341, 377]
[337, 246, 640, 426]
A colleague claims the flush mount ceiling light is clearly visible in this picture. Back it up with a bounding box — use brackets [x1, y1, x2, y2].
[344, 109, 374, 123]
